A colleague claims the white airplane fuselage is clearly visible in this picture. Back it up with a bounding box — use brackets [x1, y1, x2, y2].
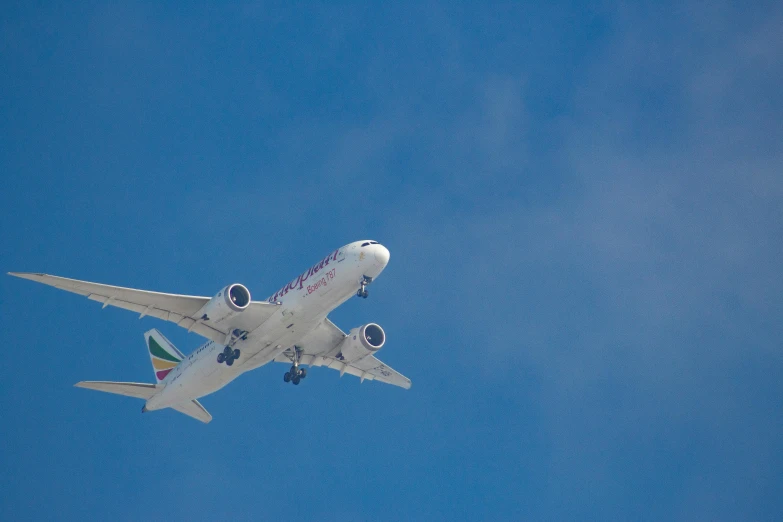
[145, 240, 390, 411]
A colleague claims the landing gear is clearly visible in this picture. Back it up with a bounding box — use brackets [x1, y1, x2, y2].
[217, 345, 240, 366]
[357, 275, 373, 298]
[284, 365, 307, 385]
[283, 346, 308, 385]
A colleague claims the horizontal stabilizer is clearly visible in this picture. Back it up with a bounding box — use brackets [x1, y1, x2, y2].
[75, 381, 158, 399]
[171, 400, 212, 423]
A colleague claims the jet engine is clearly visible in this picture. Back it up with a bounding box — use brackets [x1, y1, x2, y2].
[194, 284, 251, 325]
[335, 323, 386, 363]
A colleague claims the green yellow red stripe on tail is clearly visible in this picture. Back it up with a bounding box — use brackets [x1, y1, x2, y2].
[145, 329, 184, 382]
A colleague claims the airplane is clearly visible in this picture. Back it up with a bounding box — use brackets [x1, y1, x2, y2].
[8, 240, 409, 423]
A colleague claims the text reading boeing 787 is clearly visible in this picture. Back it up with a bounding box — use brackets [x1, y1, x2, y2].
[9, 240, 409, 423]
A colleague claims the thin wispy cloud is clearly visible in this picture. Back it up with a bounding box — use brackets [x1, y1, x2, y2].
[2, 2, 781, 520]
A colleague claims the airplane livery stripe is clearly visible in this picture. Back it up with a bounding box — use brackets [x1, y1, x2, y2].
[148, 337, 181, 362]
[151, 358, 178, 370]
[156, 369, 173, 381]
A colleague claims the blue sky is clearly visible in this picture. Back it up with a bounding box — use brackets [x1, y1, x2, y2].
[1, 2, 782, 520]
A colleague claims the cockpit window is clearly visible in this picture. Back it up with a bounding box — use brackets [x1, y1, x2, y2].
[361, 241, 379, 247]
[361, 242, 370, 247]
[369, 241, 379, 245]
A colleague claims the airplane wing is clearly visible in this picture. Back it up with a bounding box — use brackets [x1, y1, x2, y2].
[274, 319, 411, 389]
[8, 272, 278, 344]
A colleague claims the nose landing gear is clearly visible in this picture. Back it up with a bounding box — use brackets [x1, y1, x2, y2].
[357, 275, 373, 299]
[283, 346, 308, 385]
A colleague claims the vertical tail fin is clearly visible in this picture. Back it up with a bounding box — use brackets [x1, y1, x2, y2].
[145, 329, 185, 382]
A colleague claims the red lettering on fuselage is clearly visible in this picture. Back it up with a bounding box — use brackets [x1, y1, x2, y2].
[268, 248, 341, 302]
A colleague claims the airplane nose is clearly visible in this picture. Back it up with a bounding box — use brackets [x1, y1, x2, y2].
[374, 245, 390, 266]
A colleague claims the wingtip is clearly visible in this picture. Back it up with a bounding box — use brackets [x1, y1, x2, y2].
[7, 272, 43, 280]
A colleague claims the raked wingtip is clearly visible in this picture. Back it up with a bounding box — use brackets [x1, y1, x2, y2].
[7, 272, 39, 280]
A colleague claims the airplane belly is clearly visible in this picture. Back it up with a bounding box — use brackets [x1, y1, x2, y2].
[162, 369, 228, 406]
[233, 274, 359, 372]
[171, 259, 365, 388]
[199, 344, 222, 378]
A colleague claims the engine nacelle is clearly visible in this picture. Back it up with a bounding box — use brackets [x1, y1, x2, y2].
[195, 284, 251, 325]
[335, 323, 386, 363]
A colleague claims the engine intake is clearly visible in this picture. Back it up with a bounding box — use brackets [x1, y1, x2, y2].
[336, 323, 385, 363]
[195, 283, 251, 325]
[362, 323, 385, 349]
[225, 283, 251, 311]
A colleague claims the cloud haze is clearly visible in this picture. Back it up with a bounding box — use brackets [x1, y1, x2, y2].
[1, 2, 781, 520]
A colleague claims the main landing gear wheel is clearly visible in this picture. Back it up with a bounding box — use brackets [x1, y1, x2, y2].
[284, 366, 306, 385]
[289, 364, 307, 381]
[283, 347, 308, 385]
[217, 345, 239, 366]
